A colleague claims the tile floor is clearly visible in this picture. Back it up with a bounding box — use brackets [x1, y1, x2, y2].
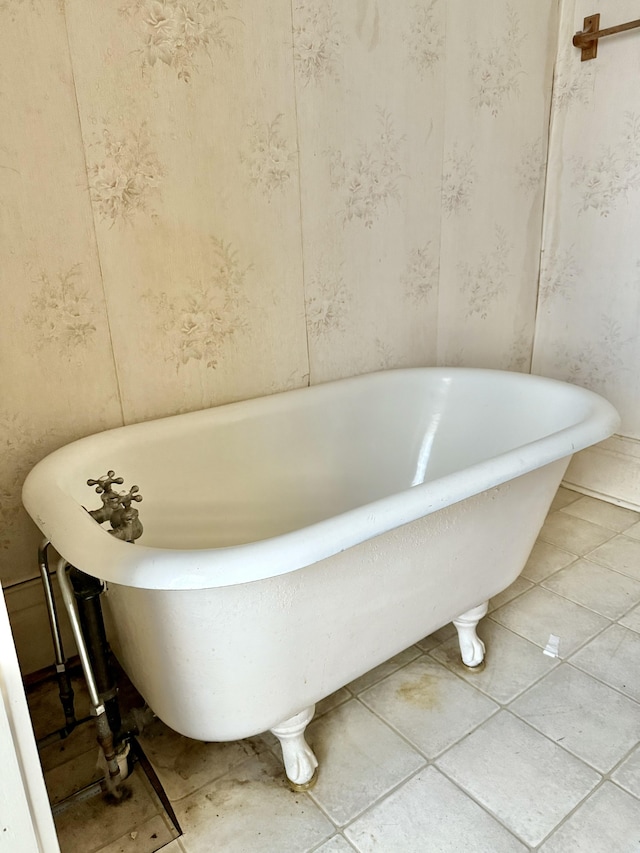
[28, 487, 640, 852]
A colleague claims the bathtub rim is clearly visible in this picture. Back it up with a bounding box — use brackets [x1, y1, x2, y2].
[22, 367, 620, 591]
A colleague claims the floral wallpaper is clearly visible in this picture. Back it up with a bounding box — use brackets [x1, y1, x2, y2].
[533, 0, 640, 440]
[469, 5, 525, 116]
[63, 0, 310, 423]
[571, 111, 640, 217]
[403, 1, 444, 78]
[2, 0, 562, 669]
[437, 0, 557, 369]
[240, 114, 295, 199]
[295, 0, 445, 381]
[293, 1, 343, 85]
[119, 0, 237, 83]
[142, 236, 251, 370]
[87, 121, 164, 223]
[25, 264, 98, 351]
[0, 1, 123, 596]
[326, 107, 405, 229]
[459, 226, 513, 321]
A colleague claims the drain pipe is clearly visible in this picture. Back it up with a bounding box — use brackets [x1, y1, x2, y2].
[38, 540, 77, 736]
[66, 565, 122, 737]
[56, 558, 123, 796]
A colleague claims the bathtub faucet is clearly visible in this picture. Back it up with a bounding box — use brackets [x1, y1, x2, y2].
[109, 487, 143, 543]
[86, 472, 143, 543]
[87, 471, 124, 525]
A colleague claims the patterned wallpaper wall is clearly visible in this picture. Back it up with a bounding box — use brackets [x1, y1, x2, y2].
[533, 0, 640, 439]
[0, 0, 558, 611]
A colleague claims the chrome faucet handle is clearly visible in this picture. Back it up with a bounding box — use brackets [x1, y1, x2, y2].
[87, 471, 124, 495]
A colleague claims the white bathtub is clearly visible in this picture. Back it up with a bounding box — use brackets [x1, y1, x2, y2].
[23, 368, 619, 788]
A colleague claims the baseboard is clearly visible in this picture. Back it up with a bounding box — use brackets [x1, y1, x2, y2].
[563, 434, 640, 512]
[4, 575, 77, 677]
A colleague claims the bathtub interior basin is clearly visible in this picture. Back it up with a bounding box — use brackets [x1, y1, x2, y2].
[22, 368, 620, 591]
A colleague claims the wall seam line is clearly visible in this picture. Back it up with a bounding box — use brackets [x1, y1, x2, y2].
[289, 0, 312, 388]
[530, 0, 565, 376]
[434, 0, 449, 367]
[61, 4, 126, 426]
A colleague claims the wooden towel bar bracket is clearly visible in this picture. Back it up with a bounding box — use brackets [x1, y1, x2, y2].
[573, 13, 640, 61]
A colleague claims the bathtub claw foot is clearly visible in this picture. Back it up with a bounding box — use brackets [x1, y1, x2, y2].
[453, 602, 488, 668]
[288, 765, 319, 793]
[270, 706, 318, 790]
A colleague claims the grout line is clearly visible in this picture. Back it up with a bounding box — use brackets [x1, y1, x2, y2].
[537, 527, 619, 552]
[335, 762, 429, 835]
[566, 642, 640, 703]
[567, 553, 640, 592]
[432, 616, 564, 705]
[538, 568, 640, 622]
[345, 646, 423, 697]
[433, 761, 536, 851]
[506, 666, 638, 777]
[306, 832, 356, 853]
[530, 772, 609, 851]
[477, 710, 602, 852]
[356, 678, 502, 769]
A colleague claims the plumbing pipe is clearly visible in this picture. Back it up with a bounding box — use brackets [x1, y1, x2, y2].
[56, 558, 123, 794]
[38, 540, 76, 734]
[68, 566, 121, 736]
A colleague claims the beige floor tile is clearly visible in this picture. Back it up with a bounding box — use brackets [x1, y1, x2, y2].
[436, 712, 600, 848]
[587, 534, 640, 580]
[619, 603, 640, 633]
[571, 624, 640, 701]
[307, 699, 424, 826]
[622, 520, 640, 540]
[360, 656, 497, 758]
[549, 487, 582, 512]
[345, 766, 527, 853]
[560, 496, 640, 532]
[539, 782, 640, 852]
[521, 540, 578, 583]
[430, 618, 558, 704]
[542, 558, 640, 619]
[347, 646, 421, 695]
[54, 767, 162, 853]
[94, 815, 175, 853]
[314, 836, 357, 852]
[510, 664, 640, 773]
[612, 746, 640, 798]
[488, 576, 534, 612]
[415, 622, 457, 652]
[175, 751, 333, 853]
[491, 587, 609, 657]
[151, 842, 184, 853]
[136, 717, 270, 801]
[538, 512, 615, 555]
[315, 688, 351, 718]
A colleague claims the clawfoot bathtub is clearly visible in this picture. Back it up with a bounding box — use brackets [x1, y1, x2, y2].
[23, 368, 619, 789]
